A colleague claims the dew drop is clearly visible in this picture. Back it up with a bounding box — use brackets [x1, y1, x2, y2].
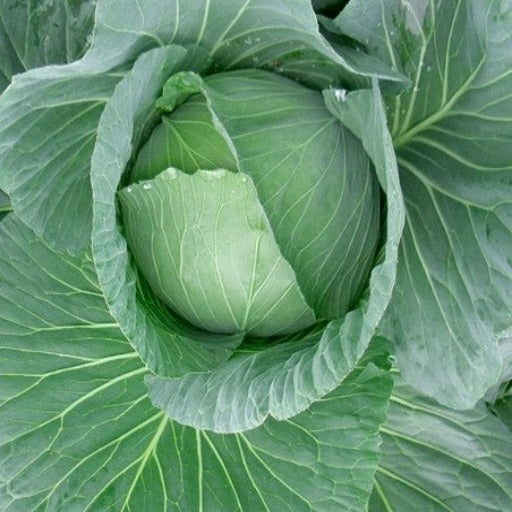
[143, 183, 152, 190]
[165, 168, 179, 180]
[200, 169, 226, 181]
[334, 89, 348, 102]
[244, 36, 253, 45]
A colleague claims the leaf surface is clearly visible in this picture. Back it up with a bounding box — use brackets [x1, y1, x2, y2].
[0, 215, 392, 511]
[119, 168, 315, 336]
[86, 0, 400, 83]
[336, 0, 512, 408]
[0, 0, 95, 93]
[371, 371, 512, 511]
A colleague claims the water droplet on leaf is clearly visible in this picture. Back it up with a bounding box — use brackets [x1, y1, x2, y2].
[165, 168, 179, 180]
[334, 89, 348, 102]
[200, 169, 226, 181]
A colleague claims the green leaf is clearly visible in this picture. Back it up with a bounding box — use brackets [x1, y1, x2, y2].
[336, 0, 512, 408]
[371, 372, 512, 511]
[0, 0, 95, 93]
[0, 214, 393, 510]
[205, 70, 381, 319]
[315, 16, 409, 94]
[86, 0, 400, 84]
[147, 325, 321, 432]
[0, 71, 121, 253]
[119, 168, 316, 336]
[0, 0, 109, 252]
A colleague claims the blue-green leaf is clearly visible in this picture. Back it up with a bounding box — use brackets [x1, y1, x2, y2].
[0, 0, 95, 93]
[371, 371, 512, 511]
[336, 0, 512, 409]
[0, 214, 392, 510]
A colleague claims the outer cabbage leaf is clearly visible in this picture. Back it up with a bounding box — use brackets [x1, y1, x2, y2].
[0, 0, 95, 93]
[84, 0, 402, 84]
[0, 71, 122, 252]
[371, 371, 512, 511]
[119, 168, 316, 336]
[335, 0, 512, 409]
[0, 0, 400, 255]
[0, 214, 392, 511]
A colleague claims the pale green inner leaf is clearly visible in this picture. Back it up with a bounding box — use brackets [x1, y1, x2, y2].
[120, 168, 315, 336]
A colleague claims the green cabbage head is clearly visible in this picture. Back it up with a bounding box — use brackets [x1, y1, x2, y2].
[119, 69, 380, 337]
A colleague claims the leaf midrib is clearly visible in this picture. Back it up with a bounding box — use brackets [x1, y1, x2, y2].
[393, 55, 486, 148]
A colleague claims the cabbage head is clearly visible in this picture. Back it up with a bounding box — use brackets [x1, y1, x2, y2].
[0, 0, 511, 510]
[119, 69, 380, 336]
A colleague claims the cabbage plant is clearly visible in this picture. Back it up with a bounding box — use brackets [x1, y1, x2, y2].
[0, 0, 511, 510]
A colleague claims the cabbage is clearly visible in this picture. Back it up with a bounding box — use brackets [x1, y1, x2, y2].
[0, 1, 511, 510]
[120, 69, 379, 335]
